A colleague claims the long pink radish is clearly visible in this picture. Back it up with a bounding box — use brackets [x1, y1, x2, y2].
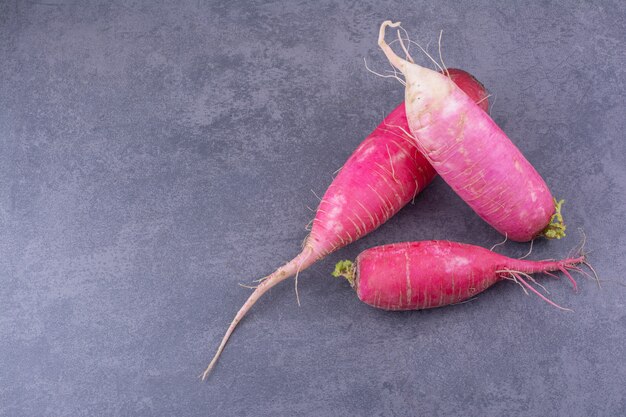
[378, 21, 566, 242]
[333, 240, 584, 311]
[201, 69, 489, 379]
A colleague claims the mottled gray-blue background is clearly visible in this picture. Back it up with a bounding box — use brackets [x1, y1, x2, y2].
[1, 1, 625, 416]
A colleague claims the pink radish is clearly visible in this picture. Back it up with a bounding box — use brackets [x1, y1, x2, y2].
[332, 240, 585, 311]
[378, 21, 566, 242]
[201, 69, 489, 379]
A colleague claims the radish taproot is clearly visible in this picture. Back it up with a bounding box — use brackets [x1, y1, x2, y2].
[378, 21, 566, 242]
[201, 69, 488, 379]
[332, 240, 585, 311]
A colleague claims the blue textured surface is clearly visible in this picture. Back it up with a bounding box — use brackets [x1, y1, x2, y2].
[1, 1, 625, 416]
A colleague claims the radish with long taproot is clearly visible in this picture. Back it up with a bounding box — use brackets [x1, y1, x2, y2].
[201, 69, 489, 379]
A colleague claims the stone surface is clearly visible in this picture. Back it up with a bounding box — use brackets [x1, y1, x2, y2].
[1, 1, 625, 416]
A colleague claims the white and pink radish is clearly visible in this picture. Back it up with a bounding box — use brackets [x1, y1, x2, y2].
[333, 240, 587, 311]
[378, 21, 566, 242]
[201, 69, 489, 379]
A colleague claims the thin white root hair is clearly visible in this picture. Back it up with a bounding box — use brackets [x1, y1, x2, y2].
[411, 179, 420, 204]
[397, 29, 414, 63]
[398, 25, 413, 55]
[490, 233, 508, 251]
[516, 271, 572, 311]
[569, 266, 595, 282]
[506, 274, 529, 295]
[363, 57, 406, 86]
[569, 228, 588, 259]
[294, 269, 301, 306]
[476, 93, 492, 106]
[567, 228, 600, 288]
[379, 124, 419, 149]
[500, 269, 572, 311]
[381, 120, 418, 141]
[378, 20, 444, 72]
[438, 30, 450, 77]
[332, 164, 344, 175]
[451, 296, 480, 306]
[489, 93, 497, 116]
[310, 189, 322, 201]
[238, 282, 259, 289]
[386, 144, 398, 183]
[383, 68, 406, 86]
[293, 251, 309, 307]
[529, 278, 550, 295]
[253, 275, 270, 283]
[402, 38, 445, 73]
[389, 65, 405, 85]
[583, 261, 601, 289]
[517, 271, 550, 294]
[519, 239, 534, 260]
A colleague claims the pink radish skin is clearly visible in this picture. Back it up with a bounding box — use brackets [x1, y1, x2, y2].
[334, 241, 583, 311]
[378, 21, 565, 242]
[201, 69, 489, 379]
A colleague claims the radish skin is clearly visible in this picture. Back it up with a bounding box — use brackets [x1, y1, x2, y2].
[201, 69, 489, 379]
[333, 240, 584, 311]
[378, 21, 565, 242]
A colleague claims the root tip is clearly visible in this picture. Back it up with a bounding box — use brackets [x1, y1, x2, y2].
[378, 21, 407, 72]
[378, 20, 402, 45]
[200, 359, 217, 381]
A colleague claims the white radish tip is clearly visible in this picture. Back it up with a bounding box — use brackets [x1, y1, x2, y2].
[378, 21, 402, 45]
[200, 247, 318, 381]
[378, 21, 407, 73]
